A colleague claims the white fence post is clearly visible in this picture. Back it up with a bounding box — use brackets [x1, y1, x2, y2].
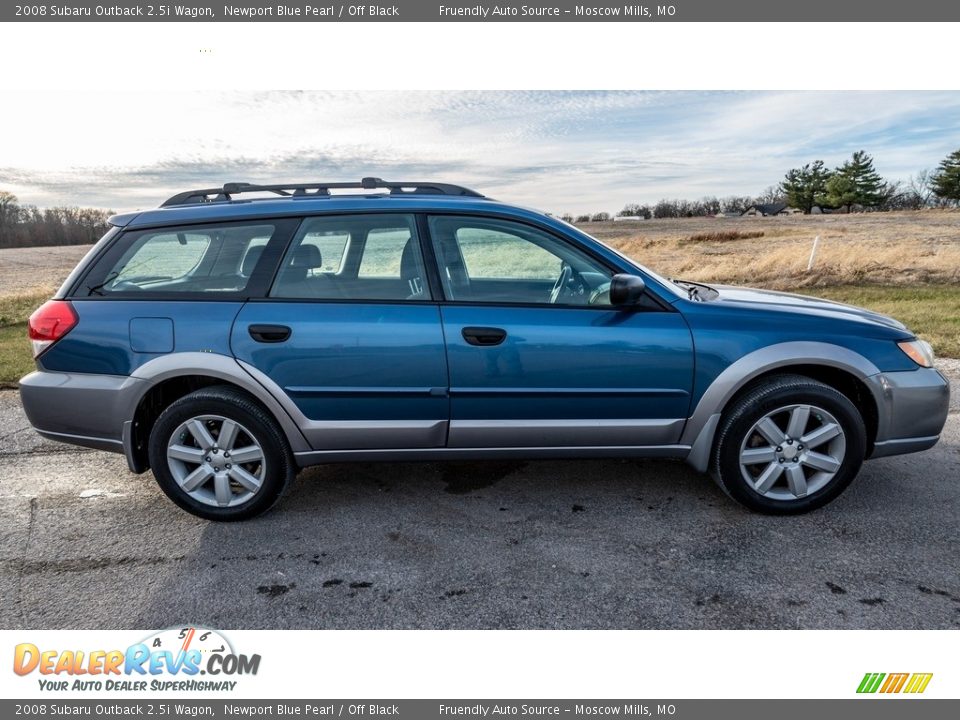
[807, 235, 821, 272]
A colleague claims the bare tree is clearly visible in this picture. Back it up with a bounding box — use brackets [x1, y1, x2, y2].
[755, 185, 786, 205]
[721, 196, 754, 214]
[0, 190, 113, 249]
[909, 169, 934, 207]
[0, 191, 20, 235]
[618, 203, 652, 219]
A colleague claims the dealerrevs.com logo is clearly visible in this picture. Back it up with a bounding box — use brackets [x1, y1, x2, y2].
[13, 627, 260, 693]
[857, 672, 933, 694]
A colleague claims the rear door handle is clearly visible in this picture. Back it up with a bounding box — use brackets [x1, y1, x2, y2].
[461, 326, 507, 346]
[248, 324, 291, 343]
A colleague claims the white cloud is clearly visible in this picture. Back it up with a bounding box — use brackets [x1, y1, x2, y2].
[1, 91, 958, 214]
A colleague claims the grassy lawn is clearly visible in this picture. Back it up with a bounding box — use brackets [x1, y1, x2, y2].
[0, 292, 50, 387]
[812, 285, 960, 359]
[0, 284, 957, 387]
[0, 324, 35, 387]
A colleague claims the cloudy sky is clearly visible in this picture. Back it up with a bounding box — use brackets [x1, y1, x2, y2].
[2, 90, 959, 215]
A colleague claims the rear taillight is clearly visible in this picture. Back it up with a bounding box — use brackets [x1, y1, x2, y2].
[28, 300, 78, 357]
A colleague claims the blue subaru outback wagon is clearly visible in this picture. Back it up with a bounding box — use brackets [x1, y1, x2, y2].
[20, 178, 950, 520]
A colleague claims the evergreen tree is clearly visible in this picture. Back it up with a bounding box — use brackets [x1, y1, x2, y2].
[931, 149, 960, 205]
[780, 160, 832, 213]
[820, 174, 858, 213]
[820, 151, 890, 210]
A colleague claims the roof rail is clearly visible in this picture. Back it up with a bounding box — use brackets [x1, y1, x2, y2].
[160, 177, 484, 207]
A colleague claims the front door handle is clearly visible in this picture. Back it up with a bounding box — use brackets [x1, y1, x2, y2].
[462, 326, 507, 346]
[248, 324, 291, 343]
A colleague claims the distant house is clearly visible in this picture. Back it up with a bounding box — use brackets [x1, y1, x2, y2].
[741, 203, 801, 217]
[613, 215, 646, 221]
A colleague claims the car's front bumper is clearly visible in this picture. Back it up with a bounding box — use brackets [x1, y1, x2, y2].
[866, 366, 950, 459]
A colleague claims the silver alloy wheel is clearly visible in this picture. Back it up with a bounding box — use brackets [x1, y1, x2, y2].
[738, 403, 846, 501]
[166, 414, 266, 508]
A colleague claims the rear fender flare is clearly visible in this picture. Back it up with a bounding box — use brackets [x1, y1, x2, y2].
[126, 352, 310, 453]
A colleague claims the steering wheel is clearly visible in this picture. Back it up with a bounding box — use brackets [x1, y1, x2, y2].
[549, 263, 574, 304]
[588, 281, 612, 306]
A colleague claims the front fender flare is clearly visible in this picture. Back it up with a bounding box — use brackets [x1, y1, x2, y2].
[682, 341, 882, 472]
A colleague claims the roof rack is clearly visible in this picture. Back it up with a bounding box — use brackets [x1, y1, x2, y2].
[160, 177, 484, 207]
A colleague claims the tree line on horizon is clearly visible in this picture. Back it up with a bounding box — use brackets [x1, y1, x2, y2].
[0, 191, 113, 249]
[566, 148, 960, 222]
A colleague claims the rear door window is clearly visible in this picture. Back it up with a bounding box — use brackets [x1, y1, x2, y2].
[299, 230, 349, 273]
[270, 214, 430, 301]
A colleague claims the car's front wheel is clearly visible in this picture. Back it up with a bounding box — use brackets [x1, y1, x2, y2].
[148, 386, 295, 521]
[712, 374, 867, 514]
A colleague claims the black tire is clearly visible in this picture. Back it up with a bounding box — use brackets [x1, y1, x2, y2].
[148, 385, 295, 521]
[712, 374, 867, 515]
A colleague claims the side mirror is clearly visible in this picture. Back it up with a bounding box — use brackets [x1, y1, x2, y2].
[609, 274, 646, 306]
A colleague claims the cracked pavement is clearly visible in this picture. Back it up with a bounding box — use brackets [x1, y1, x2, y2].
[1, 367, 958, 629]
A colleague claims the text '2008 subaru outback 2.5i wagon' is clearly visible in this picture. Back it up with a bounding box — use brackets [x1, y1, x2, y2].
[20, 178, 950, 520]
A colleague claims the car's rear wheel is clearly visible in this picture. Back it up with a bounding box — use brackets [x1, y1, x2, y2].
[712, 374, 867, 514]
[148, 386, 294, 521]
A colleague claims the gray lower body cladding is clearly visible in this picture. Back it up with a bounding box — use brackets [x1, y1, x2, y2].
[18, 370, 142, 454]
[865, 367, 950, 459]
[870, 367, 951, 447]
[17, 365, 950, 471]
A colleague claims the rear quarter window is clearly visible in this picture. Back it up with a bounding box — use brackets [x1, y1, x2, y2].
[79, 222, 288, 297]
[116, 232, 210, 281]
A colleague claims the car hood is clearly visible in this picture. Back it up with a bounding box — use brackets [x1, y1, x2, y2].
[709, 285, 907, 331]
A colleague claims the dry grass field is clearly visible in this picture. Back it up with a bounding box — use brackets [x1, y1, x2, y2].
[588, 209, 960, 289]
[592, 210, 960, 359]
[0, 210, 958, 385]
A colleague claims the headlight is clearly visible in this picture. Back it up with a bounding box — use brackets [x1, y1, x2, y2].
[897, 339, 935, 368]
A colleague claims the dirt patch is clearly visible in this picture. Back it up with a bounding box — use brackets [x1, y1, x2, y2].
[0, 244, 92, 299]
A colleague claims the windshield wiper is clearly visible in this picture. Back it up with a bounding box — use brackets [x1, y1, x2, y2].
[669, 277, 708, 301]
[86, 271, 118, 296]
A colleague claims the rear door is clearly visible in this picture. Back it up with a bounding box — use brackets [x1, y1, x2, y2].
[426, 214, 694, 449]
[231, 213, 449, 450]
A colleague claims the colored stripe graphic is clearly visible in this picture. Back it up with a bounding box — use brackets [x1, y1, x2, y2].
[903, 673, 933, 694]
[857, 673, 885, 693]
[857, 672, 933, 694]
[880, 673, 909, 693]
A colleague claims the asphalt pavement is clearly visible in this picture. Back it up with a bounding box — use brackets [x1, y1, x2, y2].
[1, 368, 958, 630]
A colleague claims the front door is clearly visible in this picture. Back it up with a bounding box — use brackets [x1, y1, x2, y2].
[231, 213, 449, 450]
[427, 214, 694, 448]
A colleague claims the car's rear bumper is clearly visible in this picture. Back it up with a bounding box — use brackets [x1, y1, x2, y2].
[865, 366, 950, 459]
[19, 370, 142, 455]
